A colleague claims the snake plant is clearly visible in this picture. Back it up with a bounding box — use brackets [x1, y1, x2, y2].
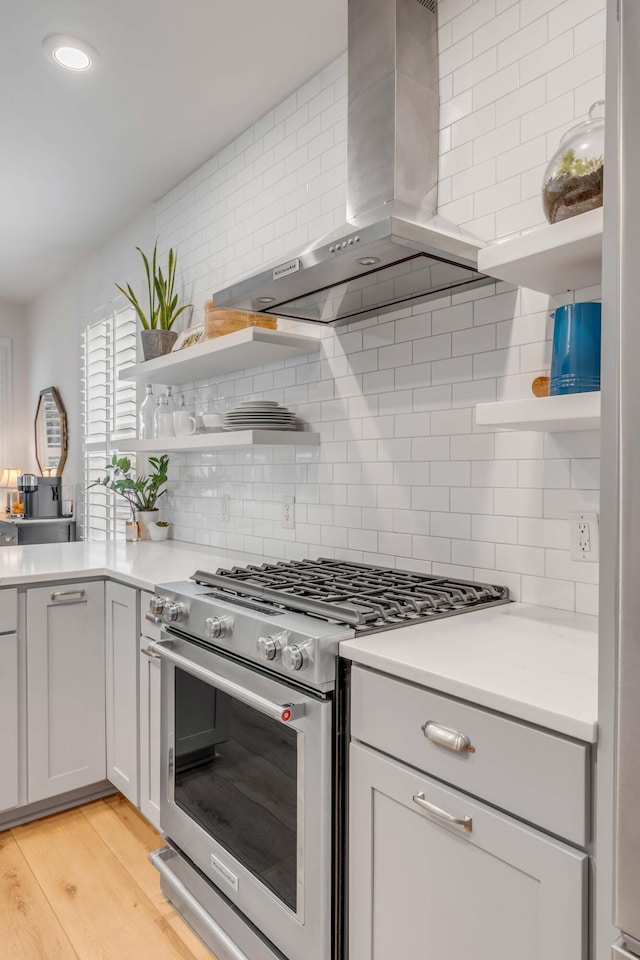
[116, 242, 191, 330]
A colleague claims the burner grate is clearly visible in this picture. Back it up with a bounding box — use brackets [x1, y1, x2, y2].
[192, 559, 509, 628]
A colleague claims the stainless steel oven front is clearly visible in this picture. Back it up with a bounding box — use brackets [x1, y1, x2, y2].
[154, 627, 334, 960]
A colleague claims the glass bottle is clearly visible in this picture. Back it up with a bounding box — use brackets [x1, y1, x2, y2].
[154, 394, 174, 438]
[542, 101, 604, 224]
[165, 386, 177, 415]
[139, 384, 155, 440]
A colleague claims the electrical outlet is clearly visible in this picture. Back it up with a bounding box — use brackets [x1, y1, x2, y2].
[569, 512, 599, 562]
[220, 494, 230, 522]
[281, 495, 295, 529]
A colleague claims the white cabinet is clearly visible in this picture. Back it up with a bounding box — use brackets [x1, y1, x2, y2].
[349, 743, 588, 960]
[0, 631, 18, 812]
[27, 581, 106, 803]
[139, 590, 162, 829]
[349, 666, 589, 960]
[0, 586, 18, 813]
[105, 581, 139, 805]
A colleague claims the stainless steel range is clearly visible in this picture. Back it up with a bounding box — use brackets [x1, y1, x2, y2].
[147, 558, 509, 960]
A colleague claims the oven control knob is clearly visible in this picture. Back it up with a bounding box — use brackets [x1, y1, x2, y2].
[282, 644, 308, 672]
[257, 634, 285, 661]
[149, 596, 165, 615]
[206, 616, 232, 639]
[163, 601, 185, 623]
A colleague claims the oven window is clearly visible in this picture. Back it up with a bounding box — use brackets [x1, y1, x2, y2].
[174, 667, 299, 910]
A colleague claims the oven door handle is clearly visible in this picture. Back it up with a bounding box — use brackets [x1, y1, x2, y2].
[148, 639, 306, 723]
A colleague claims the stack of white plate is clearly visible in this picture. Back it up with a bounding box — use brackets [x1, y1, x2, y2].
[223, 401, 298, 431]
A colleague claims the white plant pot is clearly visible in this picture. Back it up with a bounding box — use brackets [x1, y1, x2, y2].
[136, 510, 159, 540]
[148, 522, 170, 541]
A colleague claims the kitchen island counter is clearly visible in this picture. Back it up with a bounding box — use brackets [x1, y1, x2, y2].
[341, 601, 598, 743]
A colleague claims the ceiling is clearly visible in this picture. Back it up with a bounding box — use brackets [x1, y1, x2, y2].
[0, 0, 347, 303]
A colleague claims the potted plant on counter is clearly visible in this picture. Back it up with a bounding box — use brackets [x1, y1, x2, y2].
[89, 454, 170, 540]
[148, 520, 171, 541]
[116, 241, 192, 361]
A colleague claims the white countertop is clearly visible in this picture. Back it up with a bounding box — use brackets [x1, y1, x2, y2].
[0, 542, 598, 742]
[341, 602, 598, 743]
[0, 540, 262, 591]
[0, 517, 76, 525]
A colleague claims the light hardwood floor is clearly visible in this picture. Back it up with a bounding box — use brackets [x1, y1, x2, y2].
[0, 794, 217, 960]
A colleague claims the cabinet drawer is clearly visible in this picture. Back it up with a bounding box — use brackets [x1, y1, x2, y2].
[140, 590, 161, 643]
[0, 588, 17, 633]
[351, 666, 590, 846]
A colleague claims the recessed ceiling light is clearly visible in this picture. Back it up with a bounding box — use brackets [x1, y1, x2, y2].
[256, 297, 276, 304]
[43, 35, 97, 72]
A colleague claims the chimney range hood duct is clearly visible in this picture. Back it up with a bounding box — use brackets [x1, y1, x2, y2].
[213, 0, 493, 326]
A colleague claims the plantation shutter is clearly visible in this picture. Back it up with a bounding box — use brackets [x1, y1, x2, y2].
[82, 305, 137, 540]
[0, 338, 11, 467]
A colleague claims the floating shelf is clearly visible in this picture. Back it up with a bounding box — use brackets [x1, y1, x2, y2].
[477, 208, 602, 295]
[119, 327, 321, 386]
[475, 392, 601, 432]
[129, 431, 320, 453]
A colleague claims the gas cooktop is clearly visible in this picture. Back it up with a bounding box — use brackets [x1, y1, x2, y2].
[192, 558, 510, 631]
[151, 559, 510, 691]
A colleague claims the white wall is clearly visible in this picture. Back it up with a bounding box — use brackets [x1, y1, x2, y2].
[26, 207, 156, 486]
[0, 301, 30, 470]
[152, 0, 605, 614]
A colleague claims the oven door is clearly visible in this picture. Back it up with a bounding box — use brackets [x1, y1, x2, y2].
[153, 629, 333, 960]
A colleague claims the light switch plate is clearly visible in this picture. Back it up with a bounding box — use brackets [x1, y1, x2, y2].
[569, 512, 599, 562]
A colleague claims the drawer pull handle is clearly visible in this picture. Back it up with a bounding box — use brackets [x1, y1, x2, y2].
[50, 589, 86, 603]
[413, 792, 473, 832]
[421, 721, 475, 753]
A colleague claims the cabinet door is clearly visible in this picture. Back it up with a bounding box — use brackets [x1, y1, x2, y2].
[349, 743, 588, 960]
[0, 632, 18, 812]
[27, 581, 106, 803]
[105, 582, 139, 805]
[139, 646, 161, 829]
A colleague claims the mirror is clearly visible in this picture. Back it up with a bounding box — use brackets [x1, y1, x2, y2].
[34, 387, 68, 476]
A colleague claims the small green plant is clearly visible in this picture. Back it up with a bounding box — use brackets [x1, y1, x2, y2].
[116, 241, 191, 330]
[555, 148, 603, 179]
[89, 454, 169, 513]
[155, 521, 170, 528]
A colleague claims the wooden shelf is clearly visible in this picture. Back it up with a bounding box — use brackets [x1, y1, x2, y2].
[119, 327, 321, 386]
[475, 392, 601, 432]
[477, 208, 602, 295]
[129, 431, 320, 453]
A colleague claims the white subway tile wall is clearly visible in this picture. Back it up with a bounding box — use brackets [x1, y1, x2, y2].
[153, 0, 604, 615]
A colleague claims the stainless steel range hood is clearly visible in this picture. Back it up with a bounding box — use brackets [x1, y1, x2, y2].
[213, 0, 493, 326]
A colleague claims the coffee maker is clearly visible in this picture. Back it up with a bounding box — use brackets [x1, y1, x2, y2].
[16, 474, 62, 519]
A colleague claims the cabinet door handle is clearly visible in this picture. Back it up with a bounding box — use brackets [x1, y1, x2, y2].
[421, 720, 475, 753]
[413, 792, 473, 832]
[50, 589, 86, 603]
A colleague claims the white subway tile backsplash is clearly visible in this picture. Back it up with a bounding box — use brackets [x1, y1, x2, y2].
[471, 459, 518, 486]
[495, 486, 543, 517]
[496, 543, 545, 576]
[548, 0, 606, 38]
[472, 514, 519, 543]
[431, 460, 471, 486]
[521, 575, 575, 610]
[155, 5, 603, 613]
[576, 582, 599, 616]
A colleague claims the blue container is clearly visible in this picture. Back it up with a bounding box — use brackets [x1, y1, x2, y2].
[549, 302, 601, 395]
